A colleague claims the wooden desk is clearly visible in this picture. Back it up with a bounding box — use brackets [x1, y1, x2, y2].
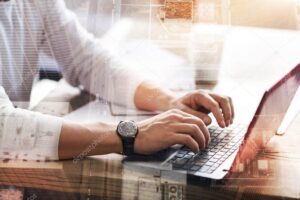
[0, 115, 299, 199]
[1, 26, 300, 200]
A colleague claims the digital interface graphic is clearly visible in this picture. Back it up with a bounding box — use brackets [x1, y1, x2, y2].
[0, 1, 300, 200]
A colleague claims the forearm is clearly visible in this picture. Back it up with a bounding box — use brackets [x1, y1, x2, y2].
[134, 81, 177, 112]
[58, 121, 122, 160]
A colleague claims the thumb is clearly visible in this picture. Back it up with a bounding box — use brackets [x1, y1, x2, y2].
[182, 106, 212, 125]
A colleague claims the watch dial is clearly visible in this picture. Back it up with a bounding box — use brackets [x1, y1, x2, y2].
[118, 121, 137, 137]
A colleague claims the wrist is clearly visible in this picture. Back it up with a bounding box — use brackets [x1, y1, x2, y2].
[134, 81, 177, 112]
[158, 91, 177, 111]
[85, 122, 122, 155]
[105, 123, 123, 154]
[111, 132, 123, 154]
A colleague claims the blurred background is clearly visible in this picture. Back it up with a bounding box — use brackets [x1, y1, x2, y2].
[64, 0, 299, 34]
[61, 0, 300, 85]
[35, 0, 300, 116]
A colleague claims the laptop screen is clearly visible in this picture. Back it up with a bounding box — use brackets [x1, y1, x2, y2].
[231, 64, 300, 173]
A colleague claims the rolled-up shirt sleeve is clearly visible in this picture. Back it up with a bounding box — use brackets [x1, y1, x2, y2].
[39, 0, 152, 108]
[0, 86, 63, 161]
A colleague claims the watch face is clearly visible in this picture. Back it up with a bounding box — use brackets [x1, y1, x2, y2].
[118, 121, 138, 138]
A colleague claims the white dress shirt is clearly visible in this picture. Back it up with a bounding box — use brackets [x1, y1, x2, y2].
[0, 0, 147, 160]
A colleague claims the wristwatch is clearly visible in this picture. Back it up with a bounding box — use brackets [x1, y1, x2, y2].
[116, 121, 139, 156]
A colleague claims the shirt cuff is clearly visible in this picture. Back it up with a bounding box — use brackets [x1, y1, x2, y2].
[0, 110, 63, 161]
[31, 113, 64, 161]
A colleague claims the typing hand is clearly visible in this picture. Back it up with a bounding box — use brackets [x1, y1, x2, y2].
[169, 90, 234, 128]
[134, 109, 210, 155]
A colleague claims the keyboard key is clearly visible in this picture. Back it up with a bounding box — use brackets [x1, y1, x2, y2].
[183, 164, 191, 170]
[216, 160, 223, 165]
[212, 138, 222, 143]
[217, 134, 226, 139]
[200, 166, 210, 173]
[178, 150, 188, 154]
[170, 156, 177, 162]
[176, 153, 185, 158]
[213, 155, 222, 159]
[190, 165, 201, 171]
[224, 130, 233, 134]
[224, 153, 231, 158]
[224, 144, 234, 148]
[222, 138, 231, 142]
[209, 126, 218, 131]
[211, 133, 218, 137]
[201, 154, 212, 160]
[212, 163, 220, 168]
[219, 142, 227, 145]
[195, 159, 208, 164]
[210, 148, 218, 153]
[229, 149, 236, 153]
[174, 158, 188, 166]
[184, 154, 193, 159]
[232, 146, 239, 150]
[205, 161, 214, 167]
[209, 158, 218, 163]
[216, 151, 226, 156]
[175, 123, 247, 173]
[181, 146, 190, 151]
[207, 152, 215, 156]
[214, 130, 222, 134]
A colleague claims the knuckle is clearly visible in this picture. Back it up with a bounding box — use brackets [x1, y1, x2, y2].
[210, 101, 219, 109]
[221, 96, 230, 104]
[166, 131, 175, 138]
[220, 98, 227, 104]
[184, 135, 193, 144]
[168, 113, 181, 121]
[166, 109, 174, 115]
[170, 108, 180, 113]
[197, 92, 205, 99]
[197, 118, 205, 126]
[191, 124, 199, 133]
[153, 122, 163, 129]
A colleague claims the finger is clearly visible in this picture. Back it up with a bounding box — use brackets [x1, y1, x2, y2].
[171, 134, 199, 153]
[197, 107, 211, 114]
[182, 116, 211, 146]
[171, 123, 206, 149]
[211, 94, 232, 126]
[170, 109, 211, 145]
[195, 94, 226, 128]
[229, 97, 235, 124]
[181, 106, 212, 125]
[165, 109, 192, 123]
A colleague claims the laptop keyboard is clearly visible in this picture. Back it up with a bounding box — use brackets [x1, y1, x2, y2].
[167, 124, 246, 174]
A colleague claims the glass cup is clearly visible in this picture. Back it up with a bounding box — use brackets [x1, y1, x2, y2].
[189, 23, 228, 84]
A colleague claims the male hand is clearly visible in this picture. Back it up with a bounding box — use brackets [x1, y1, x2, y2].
[134, 109, 210, 155]
[169, 90, 234, 128]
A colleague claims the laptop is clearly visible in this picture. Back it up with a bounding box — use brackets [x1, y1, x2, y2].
[124, 63, 300, 180]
